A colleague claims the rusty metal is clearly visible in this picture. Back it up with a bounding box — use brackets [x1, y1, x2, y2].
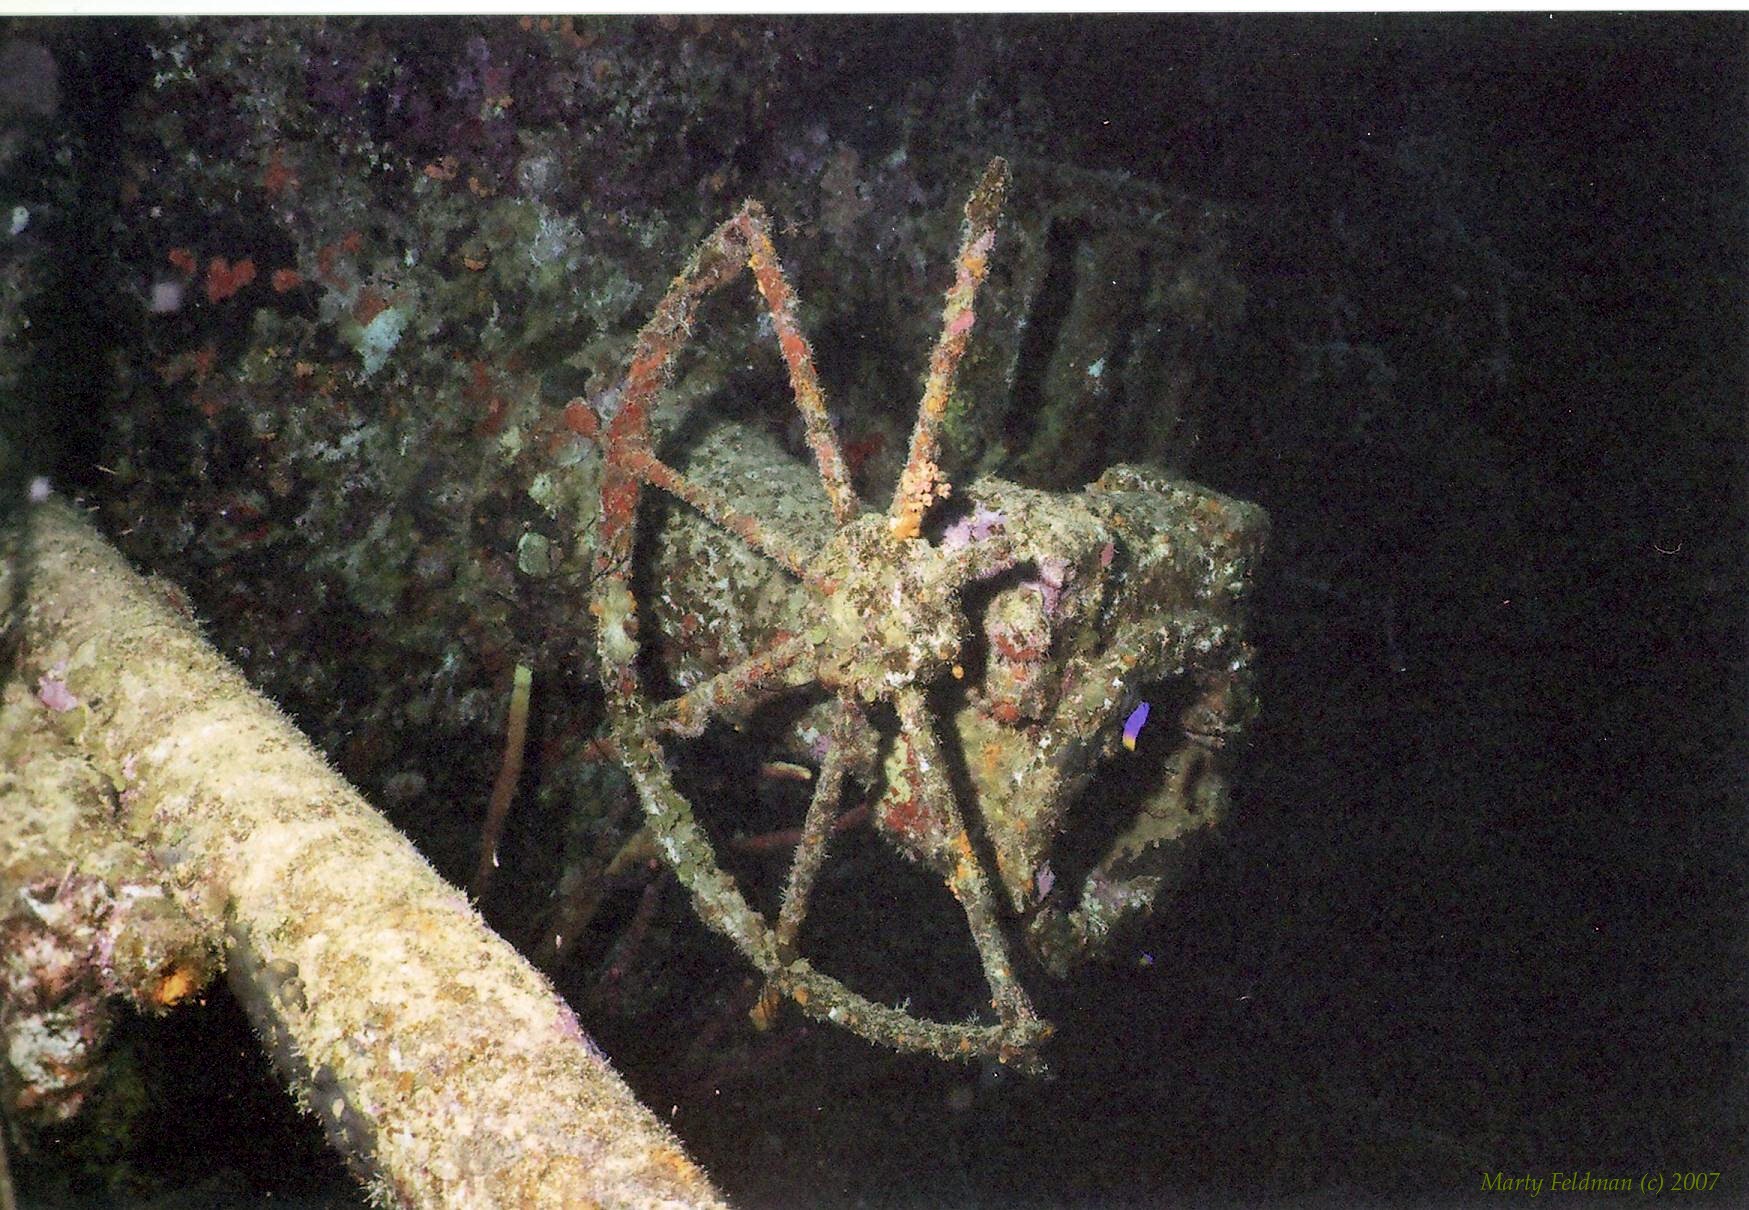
[584, 159, 1268, 1072]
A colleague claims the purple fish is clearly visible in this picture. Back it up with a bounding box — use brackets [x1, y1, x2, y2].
[1121, 701, 1150, 750]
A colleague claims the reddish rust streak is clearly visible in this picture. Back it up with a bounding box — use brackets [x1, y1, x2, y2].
[622, 352, 666, 409]
[601, 471, 640, 526]
[476, 395, 509, 437]
[464, 360, 490, 401]
[563, 399, 598, 439]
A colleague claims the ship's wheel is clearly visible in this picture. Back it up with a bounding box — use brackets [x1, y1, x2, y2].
[583, 160, 1051, 1068]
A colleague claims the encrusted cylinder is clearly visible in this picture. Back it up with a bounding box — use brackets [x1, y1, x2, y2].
[2, 497, 725, 1210]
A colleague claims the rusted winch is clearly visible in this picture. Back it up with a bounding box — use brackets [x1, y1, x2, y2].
[580, 159, 1267, 1071]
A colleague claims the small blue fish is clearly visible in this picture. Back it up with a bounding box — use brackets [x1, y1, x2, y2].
[1122, 701, 1150, 751]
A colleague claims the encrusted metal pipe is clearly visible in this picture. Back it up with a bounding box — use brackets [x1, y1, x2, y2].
[1, 498, 726, 1210]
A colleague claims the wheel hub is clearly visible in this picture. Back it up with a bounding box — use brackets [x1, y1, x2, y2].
[807, 515, 966, 699]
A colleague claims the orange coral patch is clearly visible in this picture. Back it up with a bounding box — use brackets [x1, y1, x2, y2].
[150, 964, 201, 1008]
[353, 288, 388, 326]
[205, 256, 256, 303]
[881, 792, 943, 847]
[261, 148, 297, 197]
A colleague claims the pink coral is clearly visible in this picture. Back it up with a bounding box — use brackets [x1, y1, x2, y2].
[1025, 555, 1071, 614]
[36, 668, 78, 712]
[941, 505, 1005, 550]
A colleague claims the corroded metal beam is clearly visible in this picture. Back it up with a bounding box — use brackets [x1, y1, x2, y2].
[0, 498, 726, 1209]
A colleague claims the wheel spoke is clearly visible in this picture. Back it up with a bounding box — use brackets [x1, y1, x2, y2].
[774, 696, 863, 953]
[649, 632, 814, 739]
[893, 686, 1037, 1029]
[601, 202, 761, 458]
[617, 443, 816, 577]
[608, 706, 780, 971]
[737, 202, 862, 526]
[890, 157, 1009, 542]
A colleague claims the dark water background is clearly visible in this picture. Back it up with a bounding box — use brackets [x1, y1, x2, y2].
[10, 14, 1746, 1208]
